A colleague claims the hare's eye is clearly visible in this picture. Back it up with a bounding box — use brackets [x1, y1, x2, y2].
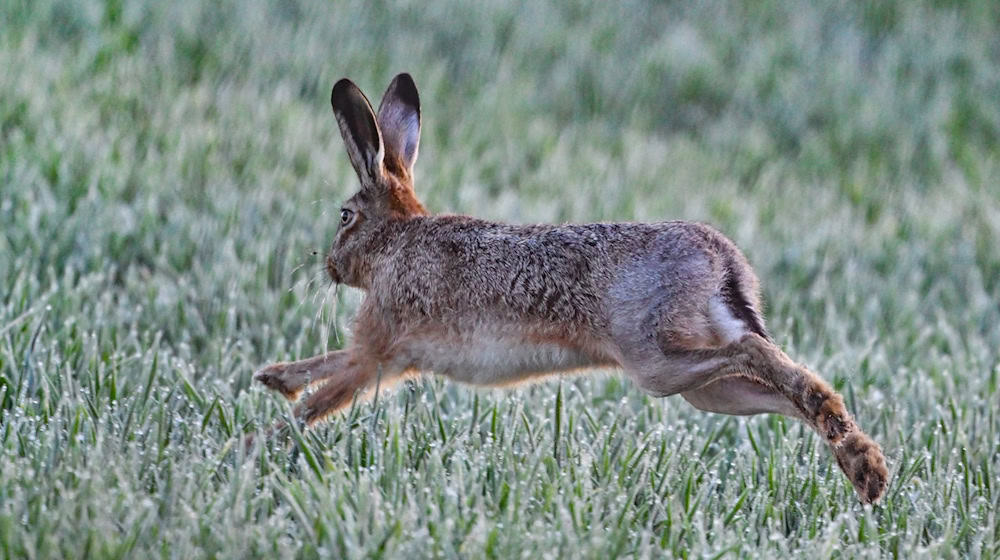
[340, 208, 355, 226]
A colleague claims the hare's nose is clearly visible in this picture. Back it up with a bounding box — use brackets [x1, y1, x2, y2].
[325, 255, 340, 283]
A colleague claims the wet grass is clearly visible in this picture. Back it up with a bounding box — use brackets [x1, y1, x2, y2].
[1, 0, 999, 557]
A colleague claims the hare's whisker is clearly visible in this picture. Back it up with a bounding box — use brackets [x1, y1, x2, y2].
[327, 282, 341, 347]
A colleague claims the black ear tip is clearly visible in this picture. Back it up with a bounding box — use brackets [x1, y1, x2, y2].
[389, 73, 420, 109]
[331, 78, 359, 106]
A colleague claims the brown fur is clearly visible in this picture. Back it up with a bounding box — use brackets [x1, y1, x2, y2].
[254, 73, 889, 503]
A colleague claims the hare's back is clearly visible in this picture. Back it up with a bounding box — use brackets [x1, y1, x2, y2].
[388, 217, 738, 325]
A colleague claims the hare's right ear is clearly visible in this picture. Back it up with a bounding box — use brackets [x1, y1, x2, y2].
[331, 78, 384, 187]
[376, 73, 421, 175]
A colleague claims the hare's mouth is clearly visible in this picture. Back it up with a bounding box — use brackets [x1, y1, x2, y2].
[325, 255, 340, 284]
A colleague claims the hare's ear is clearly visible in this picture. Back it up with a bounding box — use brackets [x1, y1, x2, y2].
[376, 73, 420, 175]
[331, 78, 384, 187]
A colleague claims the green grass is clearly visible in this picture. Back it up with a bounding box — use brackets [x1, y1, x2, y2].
[2, 0, 999, 557]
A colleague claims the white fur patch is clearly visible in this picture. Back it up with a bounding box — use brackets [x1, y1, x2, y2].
[708, 296, 748, 344]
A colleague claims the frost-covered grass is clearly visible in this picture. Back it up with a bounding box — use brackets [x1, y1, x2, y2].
[1, 0, 999, 557]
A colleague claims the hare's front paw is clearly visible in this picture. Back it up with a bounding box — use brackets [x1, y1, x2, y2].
[254, 363, 304, 401]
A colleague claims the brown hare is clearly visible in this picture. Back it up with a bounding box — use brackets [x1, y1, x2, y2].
[255, 73, 889, 504]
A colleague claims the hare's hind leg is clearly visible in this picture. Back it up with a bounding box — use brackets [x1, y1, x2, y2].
[254, 350, 351, 401]
[733, 335, 858, 445]
[627, 289, 889, 502]
[733, 334, 889, 503]
[650, 332, 889, 503]
[681, 374, 803, 419]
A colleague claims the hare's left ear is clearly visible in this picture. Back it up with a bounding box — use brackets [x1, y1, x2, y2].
[377, 73, 421, 175]
[331, 78, 385, 188]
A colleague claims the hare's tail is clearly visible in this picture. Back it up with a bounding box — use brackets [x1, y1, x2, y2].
[720, 266, 771, 342]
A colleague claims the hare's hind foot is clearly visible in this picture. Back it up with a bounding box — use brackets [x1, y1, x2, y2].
[835, 431, 889, 504]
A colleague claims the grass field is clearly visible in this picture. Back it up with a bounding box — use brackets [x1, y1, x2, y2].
[2, 0, 1000, 557]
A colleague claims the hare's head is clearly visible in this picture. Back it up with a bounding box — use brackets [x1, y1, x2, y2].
[326, 74, 427, 287]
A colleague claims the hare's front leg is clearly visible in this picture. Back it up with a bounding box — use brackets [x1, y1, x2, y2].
[293, 358, 380, 426]
[246, 350, 377, 447]
[254, 349, 352, 400]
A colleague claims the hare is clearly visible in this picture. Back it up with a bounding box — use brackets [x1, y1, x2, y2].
[254, 73, 889, 504]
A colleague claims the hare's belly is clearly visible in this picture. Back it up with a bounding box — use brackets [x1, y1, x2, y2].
[407, 334, 602, 386]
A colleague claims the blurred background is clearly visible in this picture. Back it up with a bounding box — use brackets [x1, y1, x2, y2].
[1, 0, 998, 557]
